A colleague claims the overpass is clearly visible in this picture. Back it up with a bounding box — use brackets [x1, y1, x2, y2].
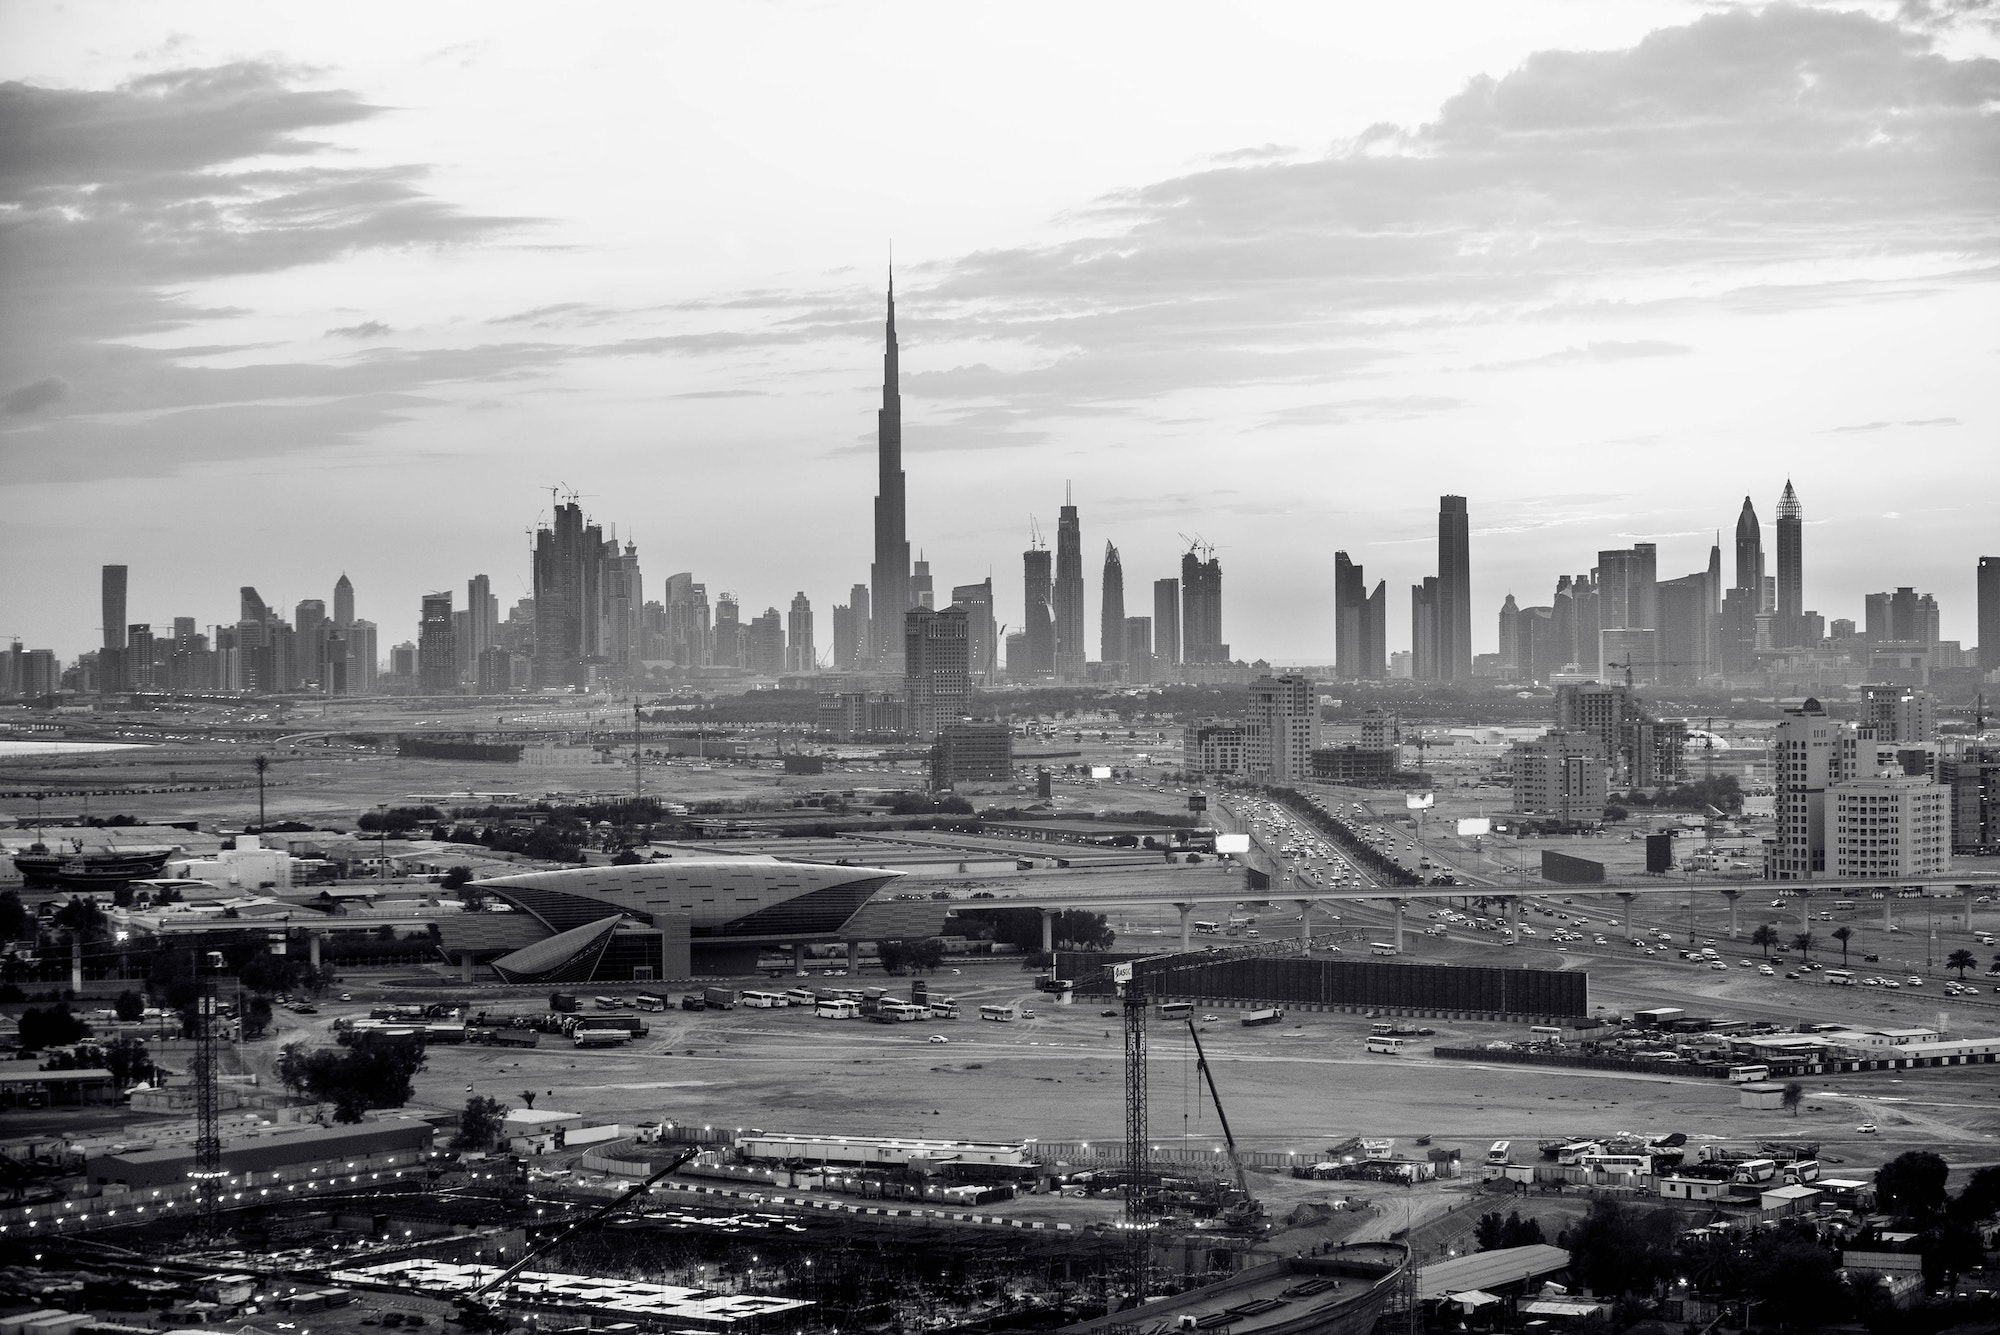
[959, 872, 1999, 955]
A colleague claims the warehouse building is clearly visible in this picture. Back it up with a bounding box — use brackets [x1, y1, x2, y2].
[90, 1119, 434, 1191]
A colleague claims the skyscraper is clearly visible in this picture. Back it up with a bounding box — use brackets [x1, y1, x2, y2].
[1410, 577, 1440, 681]
[1497, 594, 1520, 674]
[295, 599, 328, 690]
[1153, 578, 1181, 670]
[1099, 542, 1125, 665]
[100, 564, 127, 693]
[418, 591, 456, 694]
[1980, 556, 2000, 670]
[1776, 480, 1803, 647]
[714, 594, 743, 669]
[847, 583, 870, 669]
[869, 274, 911, 670]
[951, 579, 997, 686]
[1734, 497, 1763, 595]
[467, 574, 497, 664]
[1123, 617, 1153, 683]
[1053, 490, 1085, 679]
[903, 605, 970, 738]
[787, 592, 815, 672]
[1247, 675, 1318, 783]
[831, 603, 857, 672]
[1437, 495, 1472, 683]
[911, 557, 933, 611]
[747, 608, 784, 675]
[333, 573, 355, 628]
[532, 501, 592, 687]
[1181, 547, 1226, 664]
[1334, 552, 1385, 679]
[1022, 541, 1054, 678]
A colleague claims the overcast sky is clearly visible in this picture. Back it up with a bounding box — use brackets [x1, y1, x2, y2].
[3, 0, 1996, 665]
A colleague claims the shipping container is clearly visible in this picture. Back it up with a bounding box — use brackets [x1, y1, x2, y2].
[1242, 1008, 1284, 1027]
[703, 987, 738, 1010]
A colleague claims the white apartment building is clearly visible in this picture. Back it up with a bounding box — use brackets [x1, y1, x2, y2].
[1511, 729, 1607, 826]
[1833, 769, 1950, 878]
[1768, 698, 1844, 879]
[1247, 675, 1318, 783]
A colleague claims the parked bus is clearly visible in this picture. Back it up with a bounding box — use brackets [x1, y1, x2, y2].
[1370, 1021, 1394, 1036]
[1364, 1036, 1406, 1054]
[815, 999, 859, 1019]
[1728, 1064, 1773, 1084]
[593, 996, 621, 1010]
[1156, 1001, 1194, 1020]
[874, 999, 927, 1022]
[739, 990, 789, 1008]
[1556, 1140, 1603, 1166]
[633, 994, 667, 1012]
[1369, 943, 1398, 956]
[1486, 1140, 1512, 1165]
[980, 1004, 1020, 1022]
[782, 989, 817, 1006]
[1529, 1025, 1565, 1044]
[1833, 900, 1856, 911]
[930, 998, 961, 1019]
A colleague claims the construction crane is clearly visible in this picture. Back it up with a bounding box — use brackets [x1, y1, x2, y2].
[1183, 1018, 1263, 1231]
[455, 1146, 699, 1329]
[1604, 659, 1684, 689]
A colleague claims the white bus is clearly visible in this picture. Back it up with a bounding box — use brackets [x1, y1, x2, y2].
[1556, 1140, 1603, 1166]
[1365, 1036, 1406, 1054]
[1486, 1140, 1511, 1165]
[1529, 1025, 1565, 1044]
[740, 990, 789, 1009]
[877, 999, 928, 1022]
[782, 989, 817, 1006]
[1727, 1064, 1772, 1084]
[815, 999, 859, 1019]
[1370, 943, 1398, 956]
[1156, 1001, 1194, 1021]
[593, 996, 621, 1010]
[1193, 921, 1220, 935]
[980, 1003, 1020, 1023]
[1823, 971, 1854, 987]
[633, 994, 667, 1012]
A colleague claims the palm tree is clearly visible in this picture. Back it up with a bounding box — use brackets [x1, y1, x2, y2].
[1751, 924, 1780, 959]
[1792, 931, 1813, 963]
[254, 754, 270, 831]
[1947, 949, 1976, 979]
[1832, 926, 1853, 967]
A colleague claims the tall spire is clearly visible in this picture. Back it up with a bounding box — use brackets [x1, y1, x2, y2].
[868, 266, 911, 669]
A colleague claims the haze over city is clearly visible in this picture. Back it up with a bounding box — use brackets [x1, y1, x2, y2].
[4, 0, 1998, 663]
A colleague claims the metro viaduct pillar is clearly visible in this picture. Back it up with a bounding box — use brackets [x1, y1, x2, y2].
[1721, 888, 1742, 938]
[309, 931, 322, 970]
[1176, 904, 1193, 953]
[792, 942, 806, 974]
[1391, 899, 1405, 954]
[1041, 909, 1054, 954]
[1618, 892, 1638, 942]
[1296, 899, 1313, 950]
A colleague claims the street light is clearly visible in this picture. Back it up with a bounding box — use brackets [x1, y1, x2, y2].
[377, 803, 388, 882]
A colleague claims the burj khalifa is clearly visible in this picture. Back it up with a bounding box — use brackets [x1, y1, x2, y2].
[868, 273, 911, 671]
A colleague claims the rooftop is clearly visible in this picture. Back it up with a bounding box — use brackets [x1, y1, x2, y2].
[1417, 1245, 1571, 1302]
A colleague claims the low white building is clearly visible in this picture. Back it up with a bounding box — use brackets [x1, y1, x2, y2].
[1832, 769, 1950, 878]
[164, 835, 292, 890]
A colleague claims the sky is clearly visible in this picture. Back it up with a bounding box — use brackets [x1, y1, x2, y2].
[2, 0, 1997, 665]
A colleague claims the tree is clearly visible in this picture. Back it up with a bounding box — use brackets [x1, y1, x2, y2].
[1473, 1211, 1506, 1251]
[114, 989, 145, 1022]
[1751, 924, 1780, 959]
[277, 1033, 428, 1123]
[242, 996, 274, 1040]
[1948, 1164, 2000, 1223]
[1947, 948, 1976, 979]
[254, 754, 270, 830]
[1561, 1198, 1679, 1297]
[0, 890, 28, 940]
[1781, 1081, 1805, 1118]
[452, 1095, 510, 1151]
[1832, 926, 1853, 966]
[1791, 931, 1813, 962]
[18, 1003, 90, 1049]
[53, 896, 109, 945]
[1874, 1150, 1949, 1221]
[440, 866, 473, 890]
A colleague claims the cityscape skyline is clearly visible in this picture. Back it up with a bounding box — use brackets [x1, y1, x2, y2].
[3, 2, 1997, 664]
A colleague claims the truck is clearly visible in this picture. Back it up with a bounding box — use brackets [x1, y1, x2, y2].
[550, 993, 580, 1013]
[703, 987, 737, 1011]
[680, 994, 705, 1011]
[571, 1027, 630, 1049]
[1241, 1008, 1284, 1027]
[469, 1027, 539, 1049]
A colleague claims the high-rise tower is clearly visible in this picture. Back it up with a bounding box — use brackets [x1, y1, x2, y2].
[1437, 496, 1472, 683]
[333, 573, 354, 627]
[1099, 541, 1126, 665]
[100, 564, 128, 694]
[1334, 552, 1385, 679]
[869, 273, 912, 671]
[1053, 487, 1085, 679]
[1776, 480, 1803, 646]
[1153, 578, 1181, 670]
[1023, 536, 1054, 678]
[1734, 496, 1763, 595]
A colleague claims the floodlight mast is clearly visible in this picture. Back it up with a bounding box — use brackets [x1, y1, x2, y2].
[1115, 962, 1149, 1307]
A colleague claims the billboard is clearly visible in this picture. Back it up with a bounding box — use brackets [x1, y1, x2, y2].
[1456, 818, 1492, 837]
[1406, 792, 1435, 810]
[1215, 832, 1252, 855]
[1090, 765, 1112, 779]
[1541, 850, 1606, 884]
[1129, 955, 1588, 1018]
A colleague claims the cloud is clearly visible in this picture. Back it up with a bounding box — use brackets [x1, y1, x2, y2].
[2, 376, 69, 414]
[0, 60, 532, 478]
[1475, 340, 1693, 371]
[327, 321, 392, 339]
[1250, 396, 1466, 430]
[1828, 415, 1963, 432]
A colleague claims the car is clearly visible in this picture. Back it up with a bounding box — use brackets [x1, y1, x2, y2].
[1759, 965, 1775, 976]
[1770, 900, 1786, 908]
[1202, 1014, 1221, 1022]
[1884, 980, 1901, 989]
[1710, 961, 1727, 971]
[1856, 1123, 1878, 1134]
[1741, 960, 1755, 967]
[1100, 1009, 1118, 1017]
[293, 1003, 318, 1014]
[1864, 954, 1880, 963]
[1594, 936, 1609, 945]
[339, 993, 353, 1002]
[1906, 976, 1923, 987]
[1785, 971, 1800, 979]
[927, 1035, 948, 1044]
